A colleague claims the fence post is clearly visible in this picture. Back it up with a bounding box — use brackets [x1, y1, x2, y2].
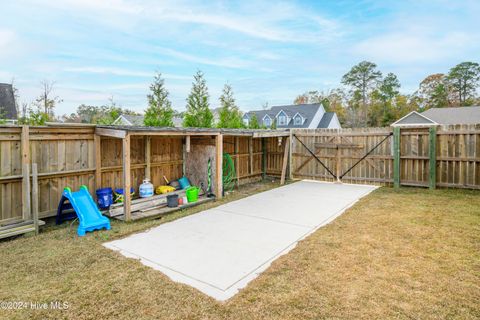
[21, 125, 31, 220]
[393, 127, 400, 188]
[288, 130, 293, 180]
[429, 126, 437, 189]
[262, 138, 267, 179]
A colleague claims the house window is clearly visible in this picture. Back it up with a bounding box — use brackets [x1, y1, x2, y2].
[264, 117, 272, 127]
[294, 116, 302, 125]
[243, 118, 249, 126]
[278, 115, 287, 125]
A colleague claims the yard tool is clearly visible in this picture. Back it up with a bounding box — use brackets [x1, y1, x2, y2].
[206, 157, 215, 197]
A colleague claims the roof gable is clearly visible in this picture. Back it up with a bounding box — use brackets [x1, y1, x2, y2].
[318, 112, 335, 128]
[392, 111, 437, 126]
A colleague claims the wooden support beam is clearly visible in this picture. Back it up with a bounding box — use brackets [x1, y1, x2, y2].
[393, 127, 401, 188]
[262, 138, 267, 179]
[252, 131, 290, 138]
[145, 136, 151, 179]
[215, 134, 223, 199]
[335, 135, 341, 183]
[122, 134, 132, 221]
[234, 136, 240, 186]
[21, 125, 31, 220]
[31, 163, 39, 235]
[94, 134, 102, 189]
[95, 127, 127, 138]
[249, 136, 254, 175]
[185, 135, 191, 153]
[280, 137, 290, 185]
[288, 131, 293, 180]
[315, 143, 363, 149]
[429, 126, 437, 190]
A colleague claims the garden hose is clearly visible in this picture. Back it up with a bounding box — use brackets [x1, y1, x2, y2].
[222, 153, 236, 193]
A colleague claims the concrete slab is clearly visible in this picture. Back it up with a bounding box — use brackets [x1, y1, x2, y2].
[104, 181, 377, 300]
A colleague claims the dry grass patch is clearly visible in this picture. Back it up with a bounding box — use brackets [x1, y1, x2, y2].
[1, 184, 479, 319]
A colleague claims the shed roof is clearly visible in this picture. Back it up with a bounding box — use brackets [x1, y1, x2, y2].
[95, 125, 290, 138]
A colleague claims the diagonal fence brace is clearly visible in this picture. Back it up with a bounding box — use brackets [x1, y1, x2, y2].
[339, 132, 393, 179]
[293, 134, 337, 179]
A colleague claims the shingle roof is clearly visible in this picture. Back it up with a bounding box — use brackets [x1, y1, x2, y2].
[245, 103, 324, 128]
[420, 106, 480, 125]
[317, 112, 335, 128]
[118, 114, 183, 127]
[0, 83, 17, 119]
[122, 114, 145, 126]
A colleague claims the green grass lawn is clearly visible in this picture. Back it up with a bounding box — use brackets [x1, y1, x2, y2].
[1, 182, 479, 319]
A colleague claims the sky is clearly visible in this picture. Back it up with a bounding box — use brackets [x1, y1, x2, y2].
[1, 0, 479, 116]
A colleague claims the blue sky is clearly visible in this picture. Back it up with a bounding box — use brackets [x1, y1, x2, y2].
[1, 0, 479, 116]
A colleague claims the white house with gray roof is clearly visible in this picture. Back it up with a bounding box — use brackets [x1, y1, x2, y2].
[242, 103, 341, 129]
[392, 106, 480, 127]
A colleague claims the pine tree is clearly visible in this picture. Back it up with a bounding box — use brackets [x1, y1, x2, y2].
[248, 113, 260, 129]
[183, 70, 213, 128]
[144, 73, 174, 127]
[217, 84, 243, 128]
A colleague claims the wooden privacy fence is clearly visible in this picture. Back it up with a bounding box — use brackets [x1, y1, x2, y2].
[291, 124, 480, 189]
[0, 125, 286, 225]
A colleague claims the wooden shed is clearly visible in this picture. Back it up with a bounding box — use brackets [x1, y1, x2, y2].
[94, 126, 290, 221]
[0, 124, 291, 238]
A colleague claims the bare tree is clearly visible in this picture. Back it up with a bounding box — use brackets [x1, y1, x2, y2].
[35, 80, 63, 118]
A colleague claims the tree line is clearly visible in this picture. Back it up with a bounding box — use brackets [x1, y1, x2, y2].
[294, 61, 480, 127]
[9, 60, 479, 128]
[14, 70, 247, 128]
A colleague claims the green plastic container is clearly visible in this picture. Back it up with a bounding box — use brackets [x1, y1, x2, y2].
[185, 186, 199, 203]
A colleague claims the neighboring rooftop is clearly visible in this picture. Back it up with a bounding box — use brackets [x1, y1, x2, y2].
[392, 106, 480, 127]
[113, 114, 183, 127]
[421, 106, 480, 125]
[243, 103, 341, 129]
[0, 83, 17, 119]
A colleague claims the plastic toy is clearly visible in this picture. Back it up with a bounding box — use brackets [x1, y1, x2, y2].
[62, 185, 111, 236]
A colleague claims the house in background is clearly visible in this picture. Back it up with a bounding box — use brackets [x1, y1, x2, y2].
[0, 83, 18, 123]
[113, 114, 183, 127]
[392, 106, 480, 127]
[242, 103, 341, 129]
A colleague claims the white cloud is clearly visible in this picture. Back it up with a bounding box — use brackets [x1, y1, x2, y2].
[0, 29, 15, 47]
[64, 66, 151, 77]
[353, 31, 474, 63]
[152, 46, 253, 69]
[33, 0, 341, 43]
[0, 29, 18, 59]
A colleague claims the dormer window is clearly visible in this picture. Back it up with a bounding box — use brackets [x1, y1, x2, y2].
[294, 116, 302, 125]
[278, 114, 287, 125]
[263, 116, 272, 127]
[292, 112, 304, 126]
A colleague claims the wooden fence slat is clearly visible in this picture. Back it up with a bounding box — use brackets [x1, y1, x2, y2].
[429, 126, 437, 189]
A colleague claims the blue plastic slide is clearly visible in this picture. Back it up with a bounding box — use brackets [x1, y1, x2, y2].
[63, 185, 111, 236]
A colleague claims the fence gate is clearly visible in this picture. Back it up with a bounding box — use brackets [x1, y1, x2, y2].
[291, 128, 395, 185]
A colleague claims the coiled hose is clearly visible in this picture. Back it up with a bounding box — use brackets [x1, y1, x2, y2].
[222, 153, 236, 193]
